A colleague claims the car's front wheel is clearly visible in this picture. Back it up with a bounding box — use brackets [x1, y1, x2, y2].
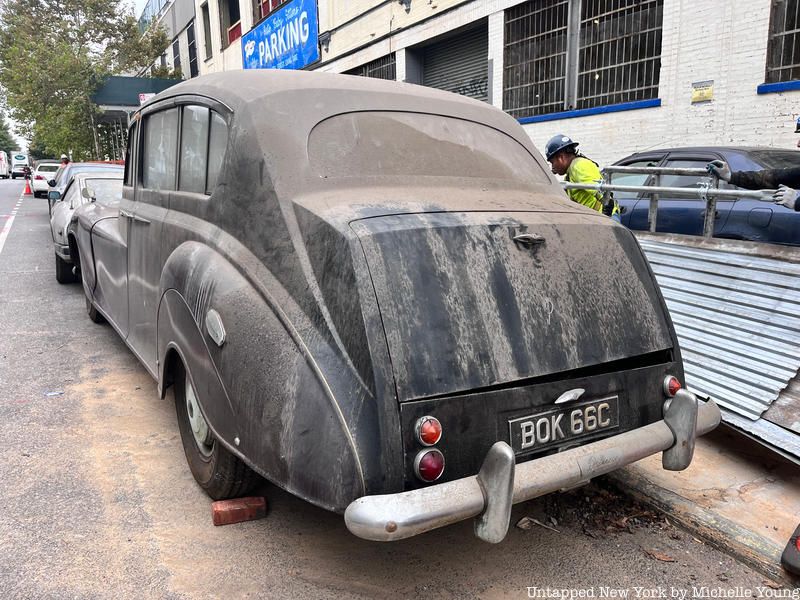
[173, 361, 258, 500]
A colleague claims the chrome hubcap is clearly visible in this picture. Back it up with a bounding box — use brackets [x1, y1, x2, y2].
[185, 374, 213, 457]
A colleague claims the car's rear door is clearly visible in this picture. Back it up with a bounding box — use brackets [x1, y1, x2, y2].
[628, 153, 735, 235]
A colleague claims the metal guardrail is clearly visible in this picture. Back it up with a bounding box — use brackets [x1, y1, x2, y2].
[562, 165, 778, 238]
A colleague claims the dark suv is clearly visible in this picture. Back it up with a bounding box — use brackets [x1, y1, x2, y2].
[613, 146, 800, 245]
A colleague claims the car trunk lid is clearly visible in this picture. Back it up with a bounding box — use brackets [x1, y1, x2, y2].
[350, 211, 674, 403]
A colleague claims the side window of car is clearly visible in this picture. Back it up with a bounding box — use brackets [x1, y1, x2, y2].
[206, 111, 228, 194]
[124, 122, 137, 186]
[659, 159, 714, 197]
[179, 106, 210, 193]
[53, 165, 65, 185]
[143, 108, 179, 190]
[63, 183, 80, 209]
[612, 158, 663, 199]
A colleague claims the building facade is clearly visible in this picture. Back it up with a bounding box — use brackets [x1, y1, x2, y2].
[191, 0, 799, 166]
[138, 0, 201, 79]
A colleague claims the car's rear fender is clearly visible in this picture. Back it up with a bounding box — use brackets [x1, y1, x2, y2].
[157, 241, 369, 512]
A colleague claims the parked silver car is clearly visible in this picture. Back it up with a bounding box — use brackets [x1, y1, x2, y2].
[50, 171, 123, 283]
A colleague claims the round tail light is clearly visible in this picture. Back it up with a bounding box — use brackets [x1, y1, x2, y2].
[414, 448, 445, 482]
[415, 416, 442, 446]
[663, 375, 682, 397]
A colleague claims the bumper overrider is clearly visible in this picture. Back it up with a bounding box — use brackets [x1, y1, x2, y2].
[345, 390, 720, 543]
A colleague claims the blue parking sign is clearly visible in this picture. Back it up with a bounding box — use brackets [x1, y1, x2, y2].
[241, 0, 320, 70]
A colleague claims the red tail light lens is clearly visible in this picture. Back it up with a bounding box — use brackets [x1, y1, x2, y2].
[414, 449, 445, 482]
[663, 375, 682, 397]
[35, 175, 44, 180]
[415, 416, 442, 446]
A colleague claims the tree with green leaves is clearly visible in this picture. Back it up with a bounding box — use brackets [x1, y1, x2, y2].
[0, 0, 170, 158]
[0, 111, 19, 154]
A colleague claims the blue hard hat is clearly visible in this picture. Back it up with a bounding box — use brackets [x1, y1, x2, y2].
[545, 134, 578, 160]
[795, 116, 800, 133]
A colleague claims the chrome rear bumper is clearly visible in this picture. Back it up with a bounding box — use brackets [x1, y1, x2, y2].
[345, 392, 720, 543]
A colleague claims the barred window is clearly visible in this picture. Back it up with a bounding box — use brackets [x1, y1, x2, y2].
[504, 0, 663, 118]
[577, 0, 663, 109]
[766, 0, 800, 83]
[504, 0, 569, 118]
[345, 54, 397, 80]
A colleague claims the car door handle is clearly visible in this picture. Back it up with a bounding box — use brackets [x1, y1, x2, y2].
[119, 209, 134, 219]
[513, 233, 546, 245]
[132, 214, 151, 225]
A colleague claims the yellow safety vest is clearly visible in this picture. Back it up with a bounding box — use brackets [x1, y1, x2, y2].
[565, 157, 604, 212]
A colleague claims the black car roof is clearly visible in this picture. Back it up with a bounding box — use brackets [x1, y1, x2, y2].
[136, 70, 532, 157]
[132, 70, 557, 209]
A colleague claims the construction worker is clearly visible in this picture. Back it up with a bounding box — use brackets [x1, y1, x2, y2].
[545, 134, 620, 220]
[707, 160, 800, 212]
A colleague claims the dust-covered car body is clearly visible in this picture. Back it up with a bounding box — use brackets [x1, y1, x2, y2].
[70, 70, 719, 543]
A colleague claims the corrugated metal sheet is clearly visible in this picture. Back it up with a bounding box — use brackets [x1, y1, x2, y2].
[638, 238, 800, 421]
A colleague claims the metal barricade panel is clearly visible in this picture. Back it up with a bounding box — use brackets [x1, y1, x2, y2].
[637, 237, 800, 421]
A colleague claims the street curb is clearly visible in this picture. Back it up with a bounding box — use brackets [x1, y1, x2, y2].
[606, 467, 799, 587]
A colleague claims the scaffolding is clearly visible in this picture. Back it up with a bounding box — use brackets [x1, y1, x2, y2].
[563, 164, 777, 238]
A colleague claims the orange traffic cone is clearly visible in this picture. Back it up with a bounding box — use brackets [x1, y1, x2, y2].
[23, 178, 32, 196]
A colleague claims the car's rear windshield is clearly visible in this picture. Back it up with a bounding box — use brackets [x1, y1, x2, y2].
[308, 111, 549, 185]
[749, 150, 800, 169]
[37, 164, 59, 173]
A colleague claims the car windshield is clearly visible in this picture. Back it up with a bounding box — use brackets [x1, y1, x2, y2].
[749, 150, 800, 169]
[308, 111, 549, 184]
[85, 178, 123, 204]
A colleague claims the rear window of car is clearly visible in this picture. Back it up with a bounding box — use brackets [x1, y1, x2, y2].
[308, 112, 549, 184]
[37, 164, 59, 173]
[749, 150, 800, 169]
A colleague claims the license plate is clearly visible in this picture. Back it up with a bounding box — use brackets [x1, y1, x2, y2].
[508, 396, 619, 455]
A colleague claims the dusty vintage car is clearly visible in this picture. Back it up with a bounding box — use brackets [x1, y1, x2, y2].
[51, 171, 123, 283]
[69, 70, 720, 543]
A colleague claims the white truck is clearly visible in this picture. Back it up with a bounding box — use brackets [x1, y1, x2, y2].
[10, 152, 30, 179]
[0, 151, 10, 178]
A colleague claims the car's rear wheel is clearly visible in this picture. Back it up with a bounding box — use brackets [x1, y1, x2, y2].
[55, 254, 76, 284]
[173, 360, 258, 500]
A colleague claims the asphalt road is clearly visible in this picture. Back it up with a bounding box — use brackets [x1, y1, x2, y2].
[0, 178, 776, 598]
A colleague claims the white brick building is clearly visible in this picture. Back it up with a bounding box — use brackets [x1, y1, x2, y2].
[193, 0, 800, 167]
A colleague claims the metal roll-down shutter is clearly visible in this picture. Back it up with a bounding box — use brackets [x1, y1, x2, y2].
[422, 26, 489, 102]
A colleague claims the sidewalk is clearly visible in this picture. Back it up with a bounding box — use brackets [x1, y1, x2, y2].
[608, 426, 800, 586]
